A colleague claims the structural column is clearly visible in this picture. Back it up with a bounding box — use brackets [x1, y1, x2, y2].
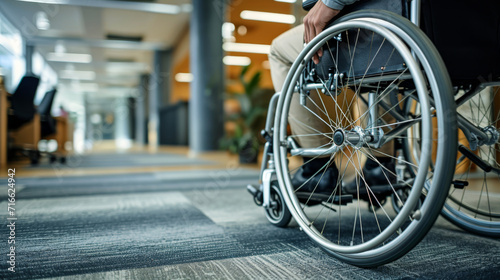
[135, 74, 148, 146]
[25, 43, 34, 75]
[114, 97, 131, 148]
[189, 0, 224, 153]
[148, 51, 161, 151]
[148, 50, 172, 150]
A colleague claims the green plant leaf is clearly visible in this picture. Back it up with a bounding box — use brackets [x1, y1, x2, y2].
[234, 124, 243, 138]
[224, 64, 270, 154]
[235, 93, 250, 115]
[245, 71, 261, 97]
[245, 107, 266, 127]
[240, 65, 250, 80]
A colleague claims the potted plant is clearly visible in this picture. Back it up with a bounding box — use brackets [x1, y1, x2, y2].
[223, 65, 271, 163]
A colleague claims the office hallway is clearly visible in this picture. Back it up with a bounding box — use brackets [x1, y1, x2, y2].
[1, 149, 499, 279]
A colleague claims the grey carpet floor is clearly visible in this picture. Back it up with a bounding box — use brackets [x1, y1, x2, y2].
[24, 153, 210, 169]
[1, 168, 499, 279]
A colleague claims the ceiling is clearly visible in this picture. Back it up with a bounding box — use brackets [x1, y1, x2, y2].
[0, 0, 302, 112]
[1, 0, 191, 99]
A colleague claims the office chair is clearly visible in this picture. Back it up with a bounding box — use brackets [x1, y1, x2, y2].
[7, 75, 40, 130]
[38, 88, 57, 138]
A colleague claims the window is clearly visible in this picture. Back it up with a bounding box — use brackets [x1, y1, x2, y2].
[0, 12, 25, 90]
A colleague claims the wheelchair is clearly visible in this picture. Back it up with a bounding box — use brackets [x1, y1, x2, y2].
[247, 0, 500, 267]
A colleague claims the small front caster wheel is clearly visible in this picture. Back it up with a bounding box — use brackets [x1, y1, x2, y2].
[264, 181, 292, 228]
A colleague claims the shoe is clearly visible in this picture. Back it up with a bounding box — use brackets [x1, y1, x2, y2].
[292, 157, 340, 196]
[343, 157, 397, 199]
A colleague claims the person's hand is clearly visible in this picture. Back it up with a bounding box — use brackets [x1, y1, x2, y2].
[303, 1, 340, 64]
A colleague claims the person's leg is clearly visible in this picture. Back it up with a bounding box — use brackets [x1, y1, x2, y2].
[269, 24, 304, 93]
[269, 24, 339, 194]
[269, 24, 334, 149]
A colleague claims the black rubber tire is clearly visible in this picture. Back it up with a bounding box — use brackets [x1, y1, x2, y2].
[440, 87, 500, 238]
[442, 208, 500, 238]
[265, 182, 292, 228]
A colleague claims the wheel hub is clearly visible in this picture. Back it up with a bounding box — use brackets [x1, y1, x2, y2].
[333, 129, 345, 146]
[483, 126, 500, 146]
[335, 126, 374, 149]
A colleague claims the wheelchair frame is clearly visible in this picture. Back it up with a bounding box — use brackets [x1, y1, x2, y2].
[247, 0, 500, 267]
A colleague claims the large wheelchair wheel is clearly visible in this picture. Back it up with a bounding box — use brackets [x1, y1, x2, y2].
[273, 11, 456, 267]
[440, 86, 500, 237]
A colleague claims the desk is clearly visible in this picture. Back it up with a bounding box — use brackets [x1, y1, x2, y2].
[0, 77, 8, 169]
[10, 113, 40, 150]
[45, 116, 73, 156]
[4, 77, 41, 161]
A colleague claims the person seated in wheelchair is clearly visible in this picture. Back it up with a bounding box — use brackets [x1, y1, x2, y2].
[269, 0, 396, 200]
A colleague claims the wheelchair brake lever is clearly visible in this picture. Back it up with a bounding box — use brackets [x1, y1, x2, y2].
[325, 71, 344, 96]
[261, 129, 273, 144]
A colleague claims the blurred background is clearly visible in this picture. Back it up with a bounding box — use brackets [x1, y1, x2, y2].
[0, 0, 305, 167]
[1, 2, 499, 279]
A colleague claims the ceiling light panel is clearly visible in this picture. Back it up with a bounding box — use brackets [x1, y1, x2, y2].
[223, 56, 251, 66]
[175, 73, 193, 83]
[47, 53, 92, 63]
[17, 0, 184, 14]
[240, 10, 296, 24]
[36, 11, 50, 30]
[223, 42, 271, 54]
[60, 70, 96, 80]
[106, 62, 148, 74]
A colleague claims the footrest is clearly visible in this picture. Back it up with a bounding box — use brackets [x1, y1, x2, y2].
[459, 145, 500, 174]
[247, 184, 263, 206]
[296, 192, 353, 205]
[452, 180, 468, 189]
[343, 182, 407, 196]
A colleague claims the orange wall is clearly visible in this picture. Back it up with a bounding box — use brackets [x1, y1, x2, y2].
[171, 54, 190, 103]
[170, 0, 297, 103]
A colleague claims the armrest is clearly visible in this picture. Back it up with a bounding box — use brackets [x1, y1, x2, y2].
[303, 0, 318, 11]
